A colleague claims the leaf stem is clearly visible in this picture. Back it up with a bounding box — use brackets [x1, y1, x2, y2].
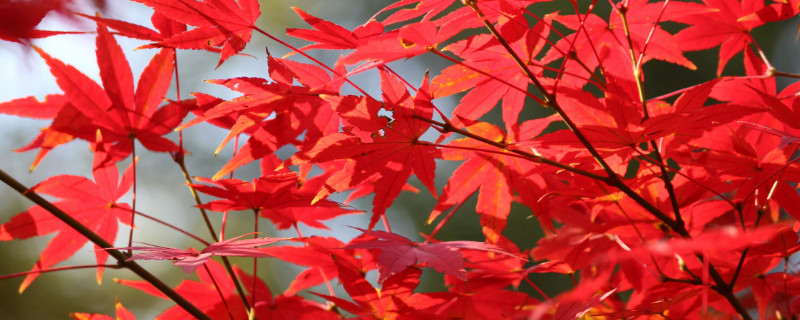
[133, 209, 209, 245]
[203, 263, 236, 320]
[426, 198, 470, 241]
[129, 146, 138, 253]
[520, 7, 606, 87]
[0, 264, 121, 281]
[174, 154, 253, 314]
[175, 154, 219, 242]
[631, 146, 738, 211]
[251, 209, 260, 319]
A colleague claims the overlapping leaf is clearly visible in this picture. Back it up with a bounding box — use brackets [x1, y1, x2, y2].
[189, 166, 358, 229]
[132, 0, 260, 67]
[290, 69, 437, 227]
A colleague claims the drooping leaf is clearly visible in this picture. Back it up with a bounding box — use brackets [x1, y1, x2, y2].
[110, 233, 286, 274]
[345, 228, 519, 283]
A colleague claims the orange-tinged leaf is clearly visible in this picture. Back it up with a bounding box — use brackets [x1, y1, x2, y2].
[69, 299, 135, 320]
[432, 120, 555, 242]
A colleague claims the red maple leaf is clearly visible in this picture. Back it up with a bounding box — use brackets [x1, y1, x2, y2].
[404, 287, 538, 319]
[0, 0, 94, 43]
[673, 0, 768, 74]
[433, 16, 549, 130]
[0, 94, 78, 170]
[180, 55, 344, 179]
[0, 141, 133, 292]
[132, 0, 260, 67]
[432, 119, 559, 242]
[290, 69, 437, 227]
[189, 162, 358, 230]
[0, 0, 60, 42]
[345, 228, 519, 283]
[286, 7, 384, 52]
[32, 22, 185, 164]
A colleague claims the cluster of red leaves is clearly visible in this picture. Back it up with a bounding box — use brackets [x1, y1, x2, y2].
[2, 0, 800, 319]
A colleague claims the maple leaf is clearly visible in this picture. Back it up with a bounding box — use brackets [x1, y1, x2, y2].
[593, 288, 700, 319]
[738, 0, 800, 26]
[0, 94, 78, 170]
[0, 0, 59, 42]
[542, 0, 706, 85]
[189, 166, 358, 230]
[290, 69, 437, 227]
[345, 228, 519, 283]
[673, 0, 767, 75]
[31, 22, 185, 164]
[0, 141, 133, 292]
[431, 118, 558, 242]
[751, 273, 800, 319]
[286, 7, 384, 52]
[444, 235, 530, 291]
[233, 264, 341, 320]
[404, 288, 538, 319]
[433, 17, 547, 129]
[132, 0, 260, 67]
[179, 55, 345, 178]
[342, 21, 447, 65]
[110, 233, 286, 274]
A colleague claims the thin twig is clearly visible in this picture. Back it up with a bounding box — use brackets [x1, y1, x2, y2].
[174, 155, 253, 313]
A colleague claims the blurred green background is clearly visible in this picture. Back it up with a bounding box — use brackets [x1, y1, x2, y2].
[0, 0, 797, 318]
